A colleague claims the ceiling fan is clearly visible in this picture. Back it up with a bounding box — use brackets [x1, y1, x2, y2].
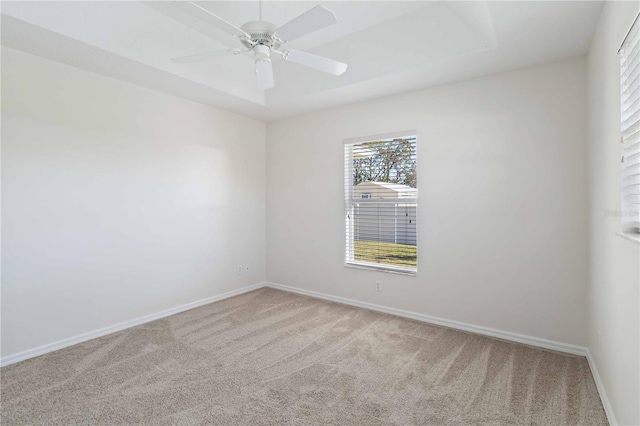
[170, 1, 348, 90]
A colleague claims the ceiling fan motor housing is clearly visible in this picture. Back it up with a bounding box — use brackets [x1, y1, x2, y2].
[240, 21, 279, 49]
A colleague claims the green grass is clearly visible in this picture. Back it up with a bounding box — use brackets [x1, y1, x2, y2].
[354, 240, 417, 268]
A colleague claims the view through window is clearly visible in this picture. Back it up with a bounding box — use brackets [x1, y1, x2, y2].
[344, 134, 417, 273]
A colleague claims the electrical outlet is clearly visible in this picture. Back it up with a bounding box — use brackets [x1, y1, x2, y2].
[238, 265, 243, 274]
[375, 281, 382, 292]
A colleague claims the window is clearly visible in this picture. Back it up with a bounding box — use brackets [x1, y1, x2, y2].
[620, 14, 640, 232]
[344, 132, 417, 274]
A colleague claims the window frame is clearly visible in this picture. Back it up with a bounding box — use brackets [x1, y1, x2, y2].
[619, 12, 640, 235]
[343, 130, 418, 275]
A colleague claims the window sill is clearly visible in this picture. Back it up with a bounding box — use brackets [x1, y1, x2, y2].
[615, 232, 640, 245]
[345, 262, 417, 276]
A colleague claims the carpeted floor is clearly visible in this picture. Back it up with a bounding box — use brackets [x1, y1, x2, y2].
[1, 287, 607, 425]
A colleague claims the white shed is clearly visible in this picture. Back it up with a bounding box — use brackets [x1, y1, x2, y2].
[353, 181, 417, 199]
[351, 181, 417, 245]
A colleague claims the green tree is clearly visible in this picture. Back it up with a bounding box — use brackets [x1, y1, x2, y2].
[353, 138, 416, 188]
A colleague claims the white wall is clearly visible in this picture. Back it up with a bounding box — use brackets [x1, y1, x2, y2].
[1, 48, 266, 359]
[587, 2, 640, 425]
[267, 57, 589, 347]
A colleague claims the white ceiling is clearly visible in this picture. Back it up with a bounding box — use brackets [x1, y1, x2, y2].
[1, 1, 603, 121]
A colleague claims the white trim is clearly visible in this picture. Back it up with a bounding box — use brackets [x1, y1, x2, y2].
[615, 232, 640, 245]
[1, 280, 590, 364]
[0, 280, 612, 421]
[617, 9, 640, 54]
[586, 349, 617, 426]
[0, 282, 267, 367]
[343, 130, 417, 145]
[345, 262, 417, 276]
[266, 282, 588, 356]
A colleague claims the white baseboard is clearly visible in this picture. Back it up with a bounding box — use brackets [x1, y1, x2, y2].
[586, 350, 617, 426]
[266, 282, 588, 357]
[1, 280, 589, 364]
[0, 281, 267, 367]
[1, 280, 614, 422]
[3, 280, 609, 421]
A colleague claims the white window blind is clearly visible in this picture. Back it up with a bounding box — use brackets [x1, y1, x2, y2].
[344, 134, 417, 273]
[621, 15, 640, 231]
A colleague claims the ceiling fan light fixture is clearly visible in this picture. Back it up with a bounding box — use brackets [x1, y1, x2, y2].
[253, 44, 271, 61]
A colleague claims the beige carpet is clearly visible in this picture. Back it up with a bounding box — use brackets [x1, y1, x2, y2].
[1, 287, 607, 425]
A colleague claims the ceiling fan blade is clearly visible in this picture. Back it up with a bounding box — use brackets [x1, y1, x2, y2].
[171, 49, 241, 64]
[283, 50, 347, 75]
[171, 1, 250, 39]
[256, 59, 275, 90]
[273, 6, 337, 43]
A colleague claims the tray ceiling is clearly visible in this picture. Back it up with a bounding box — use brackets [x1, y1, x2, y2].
[1, 1, 603, 121]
